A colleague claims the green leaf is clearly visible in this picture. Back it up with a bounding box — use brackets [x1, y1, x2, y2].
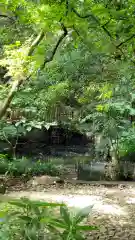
[49, 219, 67, 229]
[60, 206, 71, 226]
[9, 200, 27, 208]
[130, 108, 135, 116]
[31, 201, 65, 208]
[71, 232, 85, 240]
[3, 125, 17, 137]
[18, 216, 32, 222]
[15, 122, 21, 127]
[26, 126, 32, 132]
[35, 124, 42, 129]
[8, 211, 22, 218]
[74, 205, 93, 224]
[40, 216, 54, 224]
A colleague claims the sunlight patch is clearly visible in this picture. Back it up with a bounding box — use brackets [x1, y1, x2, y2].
[65, 195, 103, 208]
[126, 198, 135, 204]
[95, 203, 127, 216]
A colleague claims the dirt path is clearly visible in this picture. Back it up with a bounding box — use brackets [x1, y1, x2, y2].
[6, 184, 135, 239]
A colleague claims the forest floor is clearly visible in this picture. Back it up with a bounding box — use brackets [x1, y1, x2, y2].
[4, 182, 135, 239]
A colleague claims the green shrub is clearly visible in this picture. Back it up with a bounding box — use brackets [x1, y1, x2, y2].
[7, 157, 31, 177]
[0, 160, 8, 175]
[0, 154, 9, 174]
[0, 198, 98, 240]
[0, 154, 8, 161]
[0, 156, 67, 177]
[29, 161, 61, 177]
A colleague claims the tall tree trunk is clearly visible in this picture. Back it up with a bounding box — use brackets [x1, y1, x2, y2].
[109, 146, 120, 180]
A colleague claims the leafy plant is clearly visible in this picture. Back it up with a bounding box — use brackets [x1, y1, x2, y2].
[50, 205, 98, 240]
[0, 198, 97, 240]
[0, 154, 9, 174]
[0, 154, 8, 161]
[7, 157, 30, 177]
[27, 160, 62, 177]
[0, 121, 27, 158]
[0, 156, 66, 177]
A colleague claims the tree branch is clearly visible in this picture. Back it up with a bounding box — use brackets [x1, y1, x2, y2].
[0, 80, 22, 119]
[65, 0, 69, 16]
[2, 130, 12, 147]
[72, 8, 135, 52]
[0, 31, 44, 119]
[0, 14, 15, 22]
[72, 8, 113, 40]
[116, 34, 135, 48]
[40, 23, 68, 70]
[102, 19, 112, 27]
[27, 31, 45, 56]
[0, 22, 68, 119]
[72, 8, 96, 19]
[72, 25, 80, 37]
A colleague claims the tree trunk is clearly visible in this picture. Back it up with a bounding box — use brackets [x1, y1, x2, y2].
[0, 79, 23, 119]
[0, 31, 45, 119]
[109, 148, 120, 180]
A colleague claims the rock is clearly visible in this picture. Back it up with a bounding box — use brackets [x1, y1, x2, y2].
[27, 175, 61, 186]
[55, 179, 65, 188]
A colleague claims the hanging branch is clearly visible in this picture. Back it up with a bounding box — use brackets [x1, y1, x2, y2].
[72, 8, 113, 40]
[72, 8, 96, 19]
[102, 19, 112, 27]
[40, 23, 68, 70]
[39, 0, 68, 70]
[72, 7, 135, 57]
[116, 34, 135, 48]
[27, 31, 45, 56]
[0, 14, 15, 22]
[65, 0, 69, 16]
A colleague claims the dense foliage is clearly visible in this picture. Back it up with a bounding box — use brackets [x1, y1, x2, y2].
[1, 0, 135, 178]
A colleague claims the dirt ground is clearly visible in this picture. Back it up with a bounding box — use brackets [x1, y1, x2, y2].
[5, 183, 135, 239]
